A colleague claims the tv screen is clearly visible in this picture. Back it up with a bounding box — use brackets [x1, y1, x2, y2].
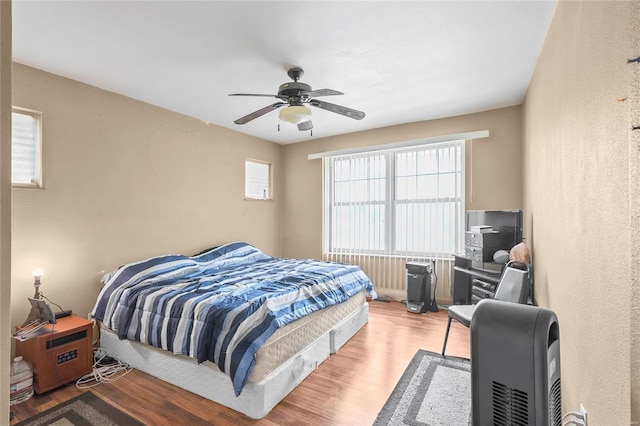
[466, 210, 523, 251]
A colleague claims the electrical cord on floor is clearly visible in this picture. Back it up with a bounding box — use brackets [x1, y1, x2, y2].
[75, 348, 132, 389]
[562, 411, 586, 426]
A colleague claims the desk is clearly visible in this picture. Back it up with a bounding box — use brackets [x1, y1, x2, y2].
[452, 255, 502, 304]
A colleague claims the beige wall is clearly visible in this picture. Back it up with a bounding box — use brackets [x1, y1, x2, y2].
[10, 63, 283, 327]
[632, 2, 640, 423]
[1, 1, 11, 422]
[523, 1, 633, 423]
[281, 106, 524, 261]
[7, 2, 637, 422]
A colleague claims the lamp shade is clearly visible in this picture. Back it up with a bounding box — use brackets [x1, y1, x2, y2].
[279, 105, 312, 125]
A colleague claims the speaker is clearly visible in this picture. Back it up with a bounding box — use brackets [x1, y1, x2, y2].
[471, 300, 561, 426]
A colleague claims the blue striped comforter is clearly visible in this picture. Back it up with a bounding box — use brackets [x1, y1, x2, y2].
[92, 242, 376, 395]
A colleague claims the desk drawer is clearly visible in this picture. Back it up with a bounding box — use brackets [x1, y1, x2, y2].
[472, 283, 496, 301]
[473, 279, 497, 292]
[465, 246, 497, 262]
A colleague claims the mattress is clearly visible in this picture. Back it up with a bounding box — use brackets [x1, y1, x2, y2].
[100, 290, 366, 382]
[93, 242, 376, 396]
[250, 290, 366, 381]
[100, 298, 370, 419]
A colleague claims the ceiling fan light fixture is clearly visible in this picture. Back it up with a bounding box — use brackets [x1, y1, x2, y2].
[279, 105, 312, 125]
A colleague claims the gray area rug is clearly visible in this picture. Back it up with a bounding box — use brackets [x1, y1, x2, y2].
[15, 391, 144, 426]
[374, 350, 472, 426]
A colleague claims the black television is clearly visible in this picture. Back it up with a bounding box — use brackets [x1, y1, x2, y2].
[466, 210, 523, 251]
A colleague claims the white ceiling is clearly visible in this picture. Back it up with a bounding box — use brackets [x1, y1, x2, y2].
[12, 1, 556, 144]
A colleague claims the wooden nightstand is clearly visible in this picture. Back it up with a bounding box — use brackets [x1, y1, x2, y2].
[15, 315, 93, 393]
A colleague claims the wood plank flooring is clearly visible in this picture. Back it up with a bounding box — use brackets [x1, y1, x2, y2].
[10, 301, 470, 425]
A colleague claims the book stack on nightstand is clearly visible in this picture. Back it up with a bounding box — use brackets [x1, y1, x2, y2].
[15, 315, 93, 393]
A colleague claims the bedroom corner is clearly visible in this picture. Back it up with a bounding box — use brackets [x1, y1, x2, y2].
[281, 106, 523, 304]
[522, 1, 634, 423]
[5, 0, 637, 424]
[9, 63, 284, 336]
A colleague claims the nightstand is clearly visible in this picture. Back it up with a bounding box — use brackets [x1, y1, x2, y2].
[15, 315, 93, 393]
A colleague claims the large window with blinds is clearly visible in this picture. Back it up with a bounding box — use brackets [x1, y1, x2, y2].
[323, 141, 464, 258]
[12, 108, 42, 188]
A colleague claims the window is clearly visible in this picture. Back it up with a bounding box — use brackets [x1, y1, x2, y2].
[245, 159, 271, 200]
[330, 153, 386, 252]
[12, 107, 42, 187]
[323, 141, 464, 258]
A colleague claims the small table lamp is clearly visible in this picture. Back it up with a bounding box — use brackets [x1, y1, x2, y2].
[32, 268, 43, 299]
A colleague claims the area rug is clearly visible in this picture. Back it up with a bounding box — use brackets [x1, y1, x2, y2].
[374, 350, 472, 426]
[15, 391, 144, 426]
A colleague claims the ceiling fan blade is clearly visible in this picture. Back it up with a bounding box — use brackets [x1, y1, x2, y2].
[234, 102, 286, 125]
[301, 89, 343, 97]
[298, 120, 313, 131]
[309, 99, 365, 120]
[229, 93, 289, 101]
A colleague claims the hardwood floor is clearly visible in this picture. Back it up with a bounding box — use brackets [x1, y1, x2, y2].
[10, 301, 470, 425]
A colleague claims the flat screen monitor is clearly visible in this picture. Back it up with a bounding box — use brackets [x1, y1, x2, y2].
[466, 210, 523, 251]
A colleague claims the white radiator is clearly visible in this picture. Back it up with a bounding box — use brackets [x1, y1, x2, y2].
[324, 253, 454, 304]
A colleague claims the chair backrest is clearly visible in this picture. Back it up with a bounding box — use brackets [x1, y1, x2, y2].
[494, 261, 531, 304]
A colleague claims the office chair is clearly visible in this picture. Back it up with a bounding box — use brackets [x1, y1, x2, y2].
[441, 260, 532, 356]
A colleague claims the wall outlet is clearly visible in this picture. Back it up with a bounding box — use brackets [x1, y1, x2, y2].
[580, 404, 588, 426]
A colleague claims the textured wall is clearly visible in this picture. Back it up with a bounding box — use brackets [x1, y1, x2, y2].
[281, 106, 523, 261]
[631, 2, 640, 423]
[0, 1, 11, 422]
[11, 64, 282, 327]
[522, 1, 631, 422]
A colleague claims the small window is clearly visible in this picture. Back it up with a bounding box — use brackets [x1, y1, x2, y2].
[245, 159, 271, 200]
[12, 107, 42, 188]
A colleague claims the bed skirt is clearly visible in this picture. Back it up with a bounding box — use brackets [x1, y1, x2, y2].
[100, 302, 369, 419]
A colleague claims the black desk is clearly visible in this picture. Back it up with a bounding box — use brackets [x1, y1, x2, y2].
[452, 255, 503, 304]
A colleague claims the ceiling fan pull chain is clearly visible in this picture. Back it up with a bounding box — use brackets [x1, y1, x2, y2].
[278, 123, 280, 132]
[310, 129, 313, 137]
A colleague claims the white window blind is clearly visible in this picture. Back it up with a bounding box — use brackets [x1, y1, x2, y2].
[12, 108, 42, 187]
[245, 159, 271, 200]
[330, 152, 386, 252]
[394, 145, 463, 255]
[323, 141, 465, 259]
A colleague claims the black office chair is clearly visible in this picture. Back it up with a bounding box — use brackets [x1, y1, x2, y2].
[441, 260, 532, 356]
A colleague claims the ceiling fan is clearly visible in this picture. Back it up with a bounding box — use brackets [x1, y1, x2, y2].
[229, 67, 365, 132]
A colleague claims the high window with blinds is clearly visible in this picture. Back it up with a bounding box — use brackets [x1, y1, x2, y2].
[12, 108, 42, 188]
[323, 141, 465, 259]
[245, 159, 271, 200]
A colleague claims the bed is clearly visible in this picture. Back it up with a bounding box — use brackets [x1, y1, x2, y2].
[92, 242, 376, 419]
